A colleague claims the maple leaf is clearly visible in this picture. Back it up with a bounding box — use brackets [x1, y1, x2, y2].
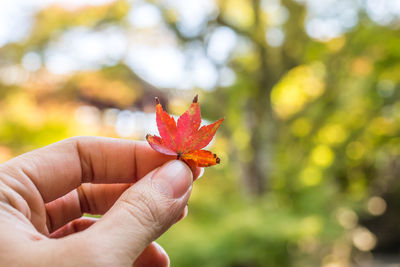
[146, 95, 223, 170]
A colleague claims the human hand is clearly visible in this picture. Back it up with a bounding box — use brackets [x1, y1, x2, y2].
[0, 137, 198, 266]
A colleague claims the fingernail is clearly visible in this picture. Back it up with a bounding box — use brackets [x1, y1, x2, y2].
[153, 242, 171, 267]
[154, 242, 166, 255]
[175, 205, 189, 224]
[182, 205, 189, 219]
[197, 168, 205, 179]
[152, 160, 193, 198]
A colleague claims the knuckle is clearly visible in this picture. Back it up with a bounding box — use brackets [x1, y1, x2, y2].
[65, 136, 87, 143]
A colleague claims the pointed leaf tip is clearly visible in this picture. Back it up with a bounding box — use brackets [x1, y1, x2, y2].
[155, 97, 160, 105]
[193, 95, 198, 103]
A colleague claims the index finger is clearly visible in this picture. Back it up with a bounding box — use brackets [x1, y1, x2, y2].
[0, 137, 175, 203]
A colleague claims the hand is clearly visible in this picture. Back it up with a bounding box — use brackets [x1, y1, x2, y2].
[0, 137, 197, 266]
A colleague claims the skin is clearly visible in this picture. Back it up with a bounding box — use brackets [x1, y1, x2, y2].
[0, 136, 199, 267]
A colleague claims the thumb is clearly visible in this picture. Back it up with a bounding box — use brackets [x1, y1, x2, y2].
[79, 160, 192, 266]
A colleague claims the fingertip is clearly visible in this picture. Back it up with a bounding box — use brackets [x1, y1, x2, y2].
[152, 160, 193, 199]
[192, 167, 203, 181]
[154, 242, 170, 267]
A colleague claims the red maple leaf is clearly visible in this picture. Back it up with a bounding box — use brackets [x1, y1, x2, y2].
[146, 95, 223, 171]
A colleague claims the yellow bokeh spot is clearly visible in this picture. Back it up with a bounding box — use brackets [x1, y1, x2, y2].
[311, 145, 334, 167]
[220, 0, 254, 29]
[291, 117, 312, 137]
[271, 62, 326, 119]
[346, 141, 365, 160]
[368, 116, 396, 136]
[232, 128, 251, 150]
[326, 36, 346, 52]
[299, 216, 323, 237]
[232, 127, 254, 162]
[3, 92, 44, 127]
[351, 57, 373, 77]
[318, 124, 347, 145]
[347, 171, 367, 201]
[300, 167, 322, 186]
[394, 101, 400, 120]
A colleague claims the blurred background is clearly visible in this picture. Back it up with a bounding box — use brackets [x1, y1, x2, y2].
[1, 0, 400, 266]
